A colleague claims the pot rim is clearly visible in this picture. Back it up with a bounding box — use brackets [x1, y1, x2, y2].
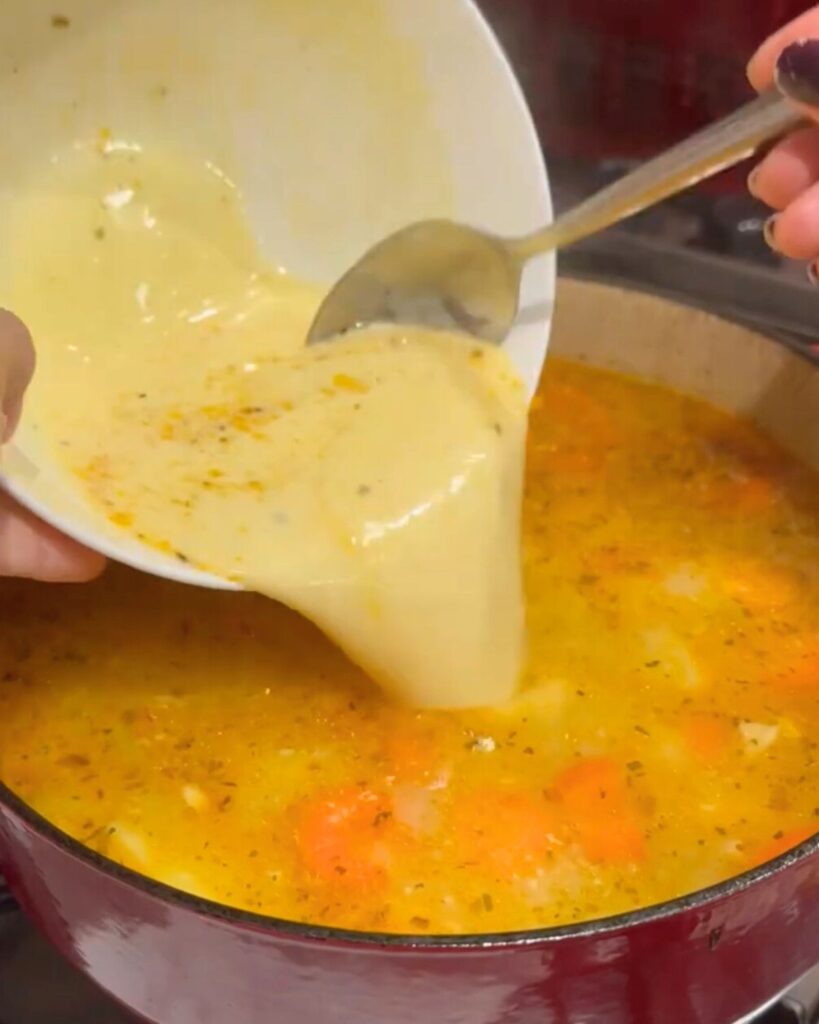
[2, 284, 818, 952]
[3, 781, 818, 950]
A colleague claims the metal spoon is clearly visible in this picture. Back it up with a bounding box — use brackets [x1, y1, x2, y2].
[307, 92, 800, 346]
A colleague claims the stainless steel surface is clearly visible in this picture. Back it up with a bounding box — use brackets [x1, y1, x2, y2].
[561, 230, 819, 349]
[307, 92, 800, 346]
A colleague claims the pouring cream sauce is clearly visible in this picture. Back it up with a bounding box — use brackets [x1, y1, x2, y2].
[1, 144, 528, 707]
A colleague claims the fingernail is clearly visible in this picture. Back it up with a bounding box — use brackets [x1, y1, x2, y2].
[807, 262, 819, 287]
[776, 39, 819, 106]
[763, 214, 780, 250]
[748, 166, 762, 196]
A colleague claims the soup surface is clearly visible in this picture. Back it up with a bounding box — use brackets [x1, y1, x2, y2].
[1, 357, 818, 934]
[0, 143, 526, 708]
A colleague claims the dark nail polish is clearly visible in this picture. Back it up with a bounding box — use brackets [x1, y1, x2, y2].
[807, 262, 819, 287]
[763, 214, 779, 250]
[776, 39, 819, 106]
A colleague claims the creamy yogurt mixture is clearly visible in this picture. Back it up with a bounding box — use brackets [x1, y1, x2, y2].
[1, 144, 528, 707]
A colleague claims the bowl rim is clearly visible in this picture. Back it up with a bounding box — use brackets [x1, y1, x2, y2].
[2, 292, 818, 951]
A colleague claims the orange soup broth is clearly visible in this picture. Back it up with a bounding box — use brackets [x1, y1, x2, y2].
[1, 357, 818, 935]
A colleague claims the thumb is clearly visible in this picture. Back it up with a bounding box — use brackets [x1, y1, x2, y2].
[0, 309, 35, 442]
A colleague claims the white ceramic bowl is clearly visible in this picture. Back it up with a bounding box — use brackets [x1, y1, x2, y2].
[0, 0, 553, 589]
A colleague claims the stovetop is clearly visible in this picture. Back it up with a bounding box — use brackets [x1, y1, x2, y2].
[550, 154, 819, 353]
[0, 904, 132, 1024]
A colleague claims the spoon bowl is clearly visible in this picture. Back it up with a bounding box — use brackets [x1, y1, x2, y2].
[308, 220, 520, 345]
[310, 91, 801, 348]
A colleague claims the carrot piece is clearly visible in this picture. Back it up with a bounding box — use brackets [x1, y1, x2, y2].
[722, 559, 800, 612]
[294, 786, 393, 887]
[703, 475, 777, 515]
[749, 825, 816, 868]
[772, 641, 819, 691]
[681, 715, 734, 763]
[452, 790, 558, 875]
[553, 757, 646, 866]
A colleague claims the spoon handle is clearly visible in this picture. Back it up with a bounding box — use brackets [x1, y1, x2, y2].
[509, 91, 801, 264]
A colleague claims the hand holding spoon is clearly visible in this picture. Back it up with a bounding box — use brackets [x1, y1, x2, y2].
[308, 92, 801, 347]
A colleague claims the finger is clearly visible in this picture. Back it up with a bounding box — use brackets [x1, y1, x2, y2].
[0, 310, 35, 441]
[749, 126, 819, 209]
[748, 7, 819, 91]
[766, 178, 819, 261]
[0, 490, 105, 582]
[775, 39, 819, 111]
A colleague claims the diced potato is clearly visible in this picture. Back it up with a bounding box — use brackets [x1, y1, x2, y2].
[642, 628, 701, 689]
[739, 721, 779, 753]
[663, 566, 707, 599]
[162, 870, 211, 900]
[182, 784, 209, 811]
[502, 678, 569, 717]
[108, 823, 150, 868]
[777, 717, 801, 740]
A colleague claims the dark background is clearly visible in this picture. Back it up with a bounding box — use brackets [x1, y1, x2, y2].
[479, 0, 813, 183]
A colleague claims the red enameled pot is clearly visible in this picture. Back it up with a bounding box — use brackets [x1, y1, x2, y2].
[1, 280, 818, 1024]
